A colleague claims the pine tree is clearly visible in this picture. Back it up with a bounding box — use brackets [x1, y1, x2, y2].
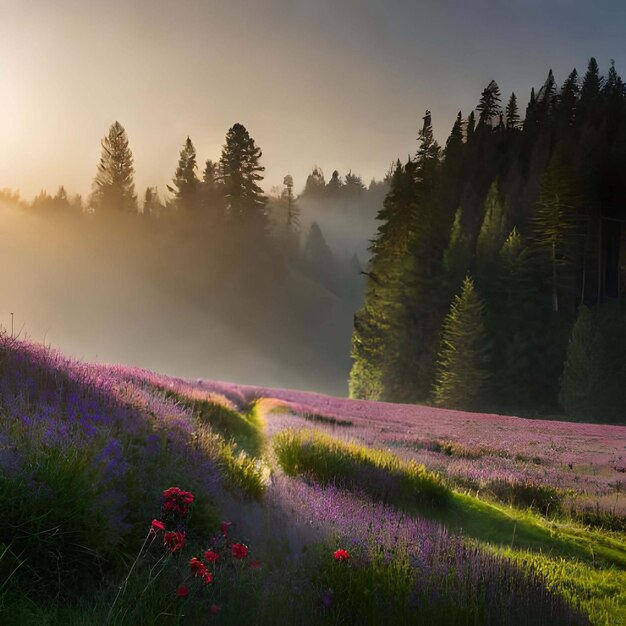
[302, 166, 326, 196]
[505, 93, 520, 129]
[442, 208, 471, 296]
[282, 174, 299, 231]
[344, 171, 366, 196]
[476, 181, 507, 266]
[90, 121, 137, 213]
[350, 161, 415, 400]
[433, 276, 492, 410]
[326, 170, 343, 196]
[476, 80, 502, 127]
[535, 69, 558, 121]
[558, 69, 580, 126]
[603, 59, 626, 99]
[466, 111, 476, 142]
[143, 186, 162, 218]
[219, 123, 267, 223]
[580, 57, 603, 102]
[445, 111, 464, 153]
[168, 137, 199, 213]
[532, 152, 582, 313]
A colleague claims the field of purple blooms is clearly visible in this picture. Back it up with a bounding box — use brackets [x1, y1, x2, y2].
[0, 335, 624, 624]
[196, 379, 626, 526]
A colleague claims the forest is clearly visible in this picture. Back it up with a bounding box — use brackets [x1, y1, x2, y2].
[351, 57, 626, 423]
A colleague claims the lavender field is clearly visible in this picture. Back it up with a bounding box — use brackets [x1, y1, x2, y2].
[0, 336, 624, 625]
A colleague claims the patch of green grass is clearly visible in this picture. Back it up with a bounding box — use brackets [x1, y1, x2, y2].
[490, 546, 626, 626]
[160, 388, 266, 458]
[194, 426, 268, 500]
[273, 429, 449, 507]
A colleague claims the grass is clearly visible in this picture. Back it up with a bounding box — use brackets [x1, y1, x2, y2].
[273, 428, 449, 507]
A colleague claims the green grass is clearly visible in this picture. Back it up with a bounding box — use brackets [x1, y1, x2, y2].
[491, 546, 626, 626]
[158, 387, 266, 458]
[273, 428, 449, 507]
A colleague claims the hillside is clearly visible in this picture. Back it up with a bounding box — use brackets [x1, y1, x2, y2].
[0, 337, 624, 625]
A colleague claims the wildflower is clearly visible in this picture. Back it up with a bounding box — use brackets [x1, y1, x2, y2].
[164, 530, 186, 553]
[333, 549, 349, 561]
[210, 604, 220, 616]
[249, 559, 262, 569]
[231, 542, 248, 559]
[190, 557, 208, 577]
[176, 585, 189, 598]
[150, 519, 165, 533]
[220, 521, 232, 536]
[203, 550, 220, 563]
[162, 487, 195, 516]
[202, 571, 214, 584]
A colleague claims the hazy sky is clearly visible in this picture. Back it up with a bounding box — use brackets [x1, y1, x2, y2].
[1, 0, 625, 201]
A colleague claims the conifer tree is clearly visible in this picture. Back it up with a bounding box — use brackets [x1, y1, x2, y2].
[603, 59, 626, 99]
[350, 161, 415, 400]
[326, 170, 343, 196]
[90, 121, 137, 213]
[302, 166, 326, 196]
[443, 208, 471, 296]
[477, 181, 507, 266]
[580, 57, 603, 102]
[219, 123, 267, 224]
[505, 93, 520, 129]
[466, 111, 476, 142]
[344, 171, 366, 196]
[476, 80, 502, 127]
[558, 69, 580, 126]
[169, 137, 199, 213]
[433, 276, 491, 410]
[445, 111, 464, 153]
[532, 152, 582, 313]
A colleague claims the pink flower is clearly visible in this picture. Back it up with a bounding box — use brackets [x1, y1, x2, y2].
[249, 559, 262, 569]
[202, 571, 214, 584]
[231, 542, 248, 559]
[333, 549, 349, 561]
[220, 521, 232, 536]
[210, 604, 220, 616]
[176, 585, 189, 598]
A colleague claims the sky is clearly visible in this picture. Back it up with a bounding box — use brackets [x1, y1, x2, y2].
[1, 0, 626, 201]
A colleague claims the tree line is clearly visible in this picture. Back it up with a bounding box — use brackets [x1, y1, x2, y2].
[350, 58, 626, 422]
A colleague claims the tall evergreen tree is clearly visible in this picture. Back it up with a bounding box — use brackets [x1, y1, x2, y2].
[466, 111, 476, 142]
[476, 80, 502, 127]
[326, 170, 343, 196]
[169, 137, 199, 213]
[558, 69, 580, 127]
[219, 123, 267, 224]
[532, 152, 582, 313]
[302, 166, 326, 196]
[350, 161, 415, 400]
[90, 121, 137, 213]
[505, 93, 520, 129]
[445, 111, 464, 153]
[433, 276, 492, 410]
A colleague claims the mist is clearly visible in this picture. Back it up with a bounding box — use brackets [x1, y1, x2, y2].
[0, 182, 377, 396]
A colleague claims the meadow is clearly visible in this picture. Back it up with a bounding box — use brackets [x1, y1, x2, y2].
[0, 335, 624, 625]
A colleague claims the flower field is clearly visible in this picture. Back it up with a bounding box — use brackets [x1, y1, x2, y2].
[0, 335, 624, 624]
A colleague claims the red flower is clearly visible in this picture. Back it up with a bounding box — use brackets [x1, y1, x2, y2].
[231, 543, 248, 559]
[203, 550, 220, 563]
[164, 531, 186, 553]
[176, 585, 189, 598]
[220, 521, 232, 536]
[162, 487, 195, 517]
[202, 571, 214, 584]
[210, 604, 220, 616]
[249, 559, 262, 569]
[190, 557, 208, 577]
[150, 519, 165, 533]
[333, 549, 349, 561]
